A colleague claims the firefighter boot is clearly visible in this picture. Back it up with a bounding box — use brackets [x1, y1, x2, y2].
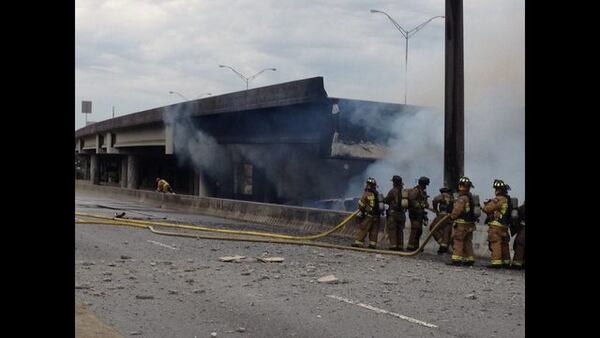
[437, 244, 449, 255]
[351, 240, 363, 248]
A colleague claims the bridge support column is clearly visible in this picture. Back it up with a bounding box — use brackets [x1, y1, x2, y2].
[120, 156, 128, 188]
[126, 155, 139, 189]
[89, 154, 99, 185]
[193, 170, 208, 197]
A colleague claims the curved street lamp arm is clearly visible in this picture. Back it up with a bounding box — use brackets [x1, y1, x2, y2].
[248, 68, 277, 81]
[219, 65, 249, 81]
[169, 91, 188, 100]
[407, 16, 445, 38]
[371, 9, 407, 37]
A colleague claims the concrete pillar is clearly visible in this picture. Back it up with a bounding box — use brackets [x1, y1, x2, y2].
[90, 154, 99, 185]
[192, 170, 208, 197]
[81, 155, 91, 180]
[126, 155, 139, 189]
[165, 124, 174, 155]
[106, 133, 119, 154]
[120, 156, 128, 188]
[95, 134, 106, 154]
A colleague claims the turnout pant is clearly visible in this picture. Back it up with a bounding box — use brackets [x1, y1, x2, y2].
[407, 217, 425, 250]
[354, 216, 381, 247]
[385, 211, 406, 249]
[487, 224, 511, 266]
[512, 228, 525, 267]
[451, 222, 476, 263]
[430, 213, 453, 249]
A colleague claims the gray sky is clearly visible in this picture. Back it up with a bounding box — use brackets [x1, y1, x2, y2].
[75, 0, 524, 199]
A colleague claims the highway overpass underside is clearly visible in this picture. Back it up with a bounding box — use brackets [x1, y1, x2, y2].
[76, 149, 197, 195]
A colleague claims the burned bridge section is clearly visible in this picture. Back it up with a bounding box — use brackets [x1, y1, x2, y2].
[75, 77, 419, 206]
[328, 98, 419, 161]
[179, 77, 332, 146]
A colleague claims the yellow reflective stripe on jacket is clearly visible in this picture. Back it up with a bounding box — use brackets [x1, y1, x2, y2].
[488, 221, 507, 227]
[367, 195, 376, 207]
[490, 259, 503, 265]
[500, 201, 508, 216]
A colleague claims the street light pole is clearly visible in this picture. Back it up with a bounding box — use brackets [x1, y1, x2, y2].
[370, 9, 444, 104]
[219, 65, 277, 90]
[405, 37, 409, 104]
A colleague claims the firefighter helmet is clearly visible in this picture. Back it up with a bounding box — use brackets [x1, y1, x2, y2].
[418, 176, 430, 186]
[493, 179, 511, 191]
[439, 186, 452, 193]
[366, 177, 377, 186]
[458, 176, 474, 188]
[391, 175, 402, 184]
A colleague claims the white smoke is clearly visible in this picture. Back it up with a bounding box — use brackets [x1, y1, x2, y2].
[344, 107, 444, 199]
[465, 84, 524, 203]
[344, 95, 524, 204]
[342, 0, 525, 204]
[163, 103, 228, 180]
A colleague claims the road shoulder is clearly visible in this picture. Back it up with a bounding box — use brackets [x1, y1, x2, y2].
[75, 302, 123, 338]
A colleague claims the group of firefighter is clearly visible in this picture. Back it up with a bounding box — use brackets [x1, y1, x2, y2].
[351, 175, 526, 270]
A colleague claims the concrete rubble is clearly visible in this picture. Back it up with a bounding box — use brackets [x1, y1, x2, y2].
[317, 275, 338, 284]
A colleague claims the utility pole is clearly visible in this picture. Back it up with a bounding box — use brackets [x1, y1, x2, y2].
[112, 106, 115, 118]
[444, 0, 464, 191]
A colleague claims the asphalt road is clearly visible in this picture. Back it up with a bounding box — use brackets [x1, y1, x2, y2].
[75, 192, 525, 338]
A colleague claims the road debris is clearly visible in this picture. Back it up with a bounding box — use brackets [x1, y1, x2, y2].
[136, 295, 154, 300]
[257, 257, 284, 263]
[219, 255, 246, 262]
[317, 275, 338, 284]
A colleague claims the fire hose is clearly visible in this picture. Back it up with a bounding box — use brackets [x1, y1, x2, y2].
[75, 211, 451, 257]
[75, 210, 358, 240]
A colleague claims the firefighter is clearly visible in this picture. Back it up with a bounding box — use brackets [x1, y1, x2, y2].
[351, 177, 382, 249]
[448, 176, 477, 266]
[482, 179, 512, 268]
[511, 201, 525, 270]
[406, 176, 430, 252]
[156, 177, 174, 194]
[383, 175, 407, 251]
[430, 186, 455, 254]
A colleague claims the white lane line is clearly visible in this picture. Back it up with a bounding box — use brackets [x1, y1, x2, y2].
[147, 240, 178, 250]
[326, 294, 438, 329]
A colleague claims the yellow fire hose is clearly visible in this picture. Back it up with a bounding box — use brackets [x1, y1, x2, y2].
[75, 210, 358, 240]
[75, 210, 451, 257]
